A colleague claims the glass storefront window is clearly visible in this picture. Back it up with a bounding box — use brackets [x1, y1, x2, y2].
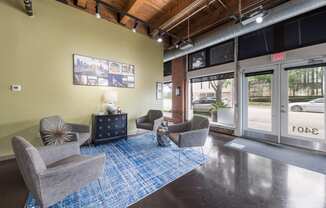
[287, 66, 325, 140]
[247, 73, 273, 132]
[163, 82, 172, 118]
[191, 73, 234, 127]
[189, 50, 206, 70]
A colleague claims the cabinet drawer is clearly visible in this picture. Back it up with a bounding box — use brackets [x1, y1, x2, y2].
[111, 129, 127, 136]
[92, 114, 128, 144]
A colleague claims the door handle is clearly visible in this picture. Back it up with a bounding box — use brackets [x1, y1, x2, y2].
[281, 109, 287, 113]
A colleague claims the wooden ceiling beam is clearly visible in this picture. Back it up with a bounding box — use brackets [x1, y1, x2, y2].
[120, 0, 141, 26]
[76, 0, 88, 8]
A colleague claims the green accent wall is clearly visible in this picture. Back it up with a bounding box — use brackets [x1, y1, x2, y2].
[0, 0, 163, 157]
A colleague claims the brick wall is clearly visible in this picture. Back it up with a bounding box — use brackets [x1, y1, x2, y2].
[171, 56, 187, 123]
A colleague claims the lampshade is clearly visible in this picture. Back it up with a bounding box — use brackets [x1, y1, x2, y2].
[103, 91, 118, 104]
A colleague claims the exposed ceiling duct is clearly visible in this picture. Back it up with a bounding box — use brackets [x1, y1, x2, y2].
[164, 0, 326, 62]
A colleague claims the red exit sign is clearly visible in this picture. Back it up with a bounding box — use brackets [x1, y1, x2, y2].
[271, 52, 286, 62]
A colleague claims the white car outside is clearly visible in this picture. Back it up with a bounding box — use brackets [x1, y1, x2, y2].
[192, 97, 231, 113]
[289, 98, 324, 113]
[192, 98, 215, 113]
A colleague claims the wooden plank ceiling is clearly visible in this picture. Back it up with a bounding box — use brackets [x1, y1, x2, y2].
[57, 0, 288, 49]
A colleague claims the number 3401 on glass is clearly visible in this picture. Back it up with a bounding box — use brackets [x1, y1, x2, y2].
[292, 126, 319, 135]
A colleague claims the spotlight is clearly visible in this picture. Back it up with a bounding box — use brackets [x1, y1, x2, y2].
[157, 32, 163, 43]
[175, 41, 181, 49]
[241, 11, 267, 26]
[132, 22, 138, 33]
[96, 2, 101, 19]
[157, 37, 163, 43]
[256, 16, 263, 24]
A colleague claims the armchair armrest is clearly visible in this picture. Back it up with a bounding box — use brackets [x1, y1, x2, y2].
[65, 123, 90, 133]
[38, 142, 80, 166]
[168, 121, 191, 133]
[178, 128, 209, 148]
[41, 154, 105, 178]
[136, 115, 148, 125]
[39, 154, 106, 197]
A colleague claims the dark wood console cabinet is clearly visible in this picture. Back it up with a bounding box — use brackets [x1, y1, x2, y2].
[92, 113, 128, 145]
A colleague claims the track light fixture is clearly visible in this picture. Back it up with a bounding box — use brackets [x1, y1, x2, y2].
[157, 34, 163, 43]
[256, 16, 263, 23]
[156, 31, 163, 43]
[255, 11, 268, 24]
[175, 41, 181, 49]
[93, 1, 183, 44]
[96, 2, 101, 19]
[132, 22, 138, 33]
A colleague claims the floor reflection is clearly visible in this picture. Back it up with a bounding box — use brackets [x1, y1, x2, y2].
[132, 132, 326, 208]
[247, 154, 273, 199]
[205, 133, 326, 208]
[287, 166, 326, 208]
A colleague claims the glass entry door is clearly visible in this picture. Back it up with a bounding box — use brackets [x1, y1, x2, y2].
[243, 68, 278, 143]
[280, 64, 326, 151]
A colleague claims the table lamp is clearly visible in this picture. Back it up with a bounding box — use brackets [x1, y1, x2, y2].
[102, 91, 118, 114]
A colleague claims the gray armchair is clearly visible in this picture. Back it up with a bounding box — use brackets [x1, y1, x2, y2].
[12, 136, 105, 208]
[168, 115, 209, 147]
[168, 116, 209, 165]
[136, 110, 163, 132]
[40, 116, 90, 146]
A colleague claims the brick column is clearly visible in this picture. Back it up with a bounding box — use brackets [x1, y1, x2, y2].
[171, 56, 187, 123]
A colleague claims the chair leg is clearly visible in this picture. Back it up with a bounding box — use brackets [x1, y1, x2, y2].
[97, 178, 105, 205]
[200, 146, 205, 163]
[98, 178, 104, 195]
[178, 149, 181, 168]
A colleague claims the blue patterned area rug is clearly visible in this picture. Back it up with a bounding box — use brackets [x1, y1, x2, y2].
[26, 133, 207, 208]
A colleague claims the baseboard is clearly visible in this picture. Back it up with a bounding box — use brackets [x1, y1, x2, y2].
[128, 129, 149, 137]
[0, 154, 15, 162]
[210, 125, 234, 136]
[0, 131, 147, 162]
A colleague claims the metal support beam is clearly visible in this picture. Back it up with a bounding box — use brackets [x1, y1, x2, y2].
[146, 26, 151, 36]
[116, 12, 121, 23]
[24, 0, 33, 16]
[233, 37, 242, 136]
[217, 0, 238, 20]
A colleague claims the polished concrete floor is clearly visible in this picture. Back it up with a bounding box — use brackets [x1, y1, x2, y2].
[1, 132, 326, 208]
